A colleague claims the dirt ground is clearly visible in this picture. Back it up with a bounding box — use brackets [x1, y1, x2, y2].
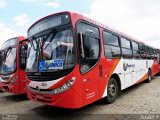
[0, 75, 160, 120]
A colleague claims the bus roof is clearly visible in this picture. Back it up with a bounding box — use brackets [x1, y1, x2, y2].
[3, 36, 27, 43]
[1, 36, 27, 49]
[28, 11, 157, 50]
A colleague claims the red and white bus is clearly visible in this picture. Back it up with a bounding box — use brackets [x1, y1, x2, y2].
[0, 37, 28, 95]
[26, 11, 160, 108]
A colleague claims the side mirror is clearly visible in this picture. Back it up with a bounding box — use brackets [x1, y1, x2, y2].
[20, 45, 27, 57]
[20, 45, 27, 69]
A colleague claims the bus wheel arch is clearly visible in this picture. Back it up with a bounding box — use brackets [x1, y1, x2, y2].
[105, 74, 121, 104]
[110, 74, 121, 95]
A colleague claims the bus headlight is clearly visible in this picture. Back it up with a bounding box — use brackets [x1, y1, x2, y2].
[10, 76, 18, 85]
[54, 77, 76, 94]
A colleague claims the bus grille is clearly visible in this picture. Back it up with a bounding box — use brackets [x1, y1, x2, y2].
[31, 93, 52, 103]
[27, 75, 60, 81]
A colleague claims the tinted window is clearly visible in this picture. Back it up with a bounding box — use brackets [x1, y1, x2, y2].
[132, 41, 140, 58]
[105, 45, 121, 58]
[122, 48, 132, 58]
[150, 49, 155, 59]
[139, 44, 147, 59]
[145, 46, 150, 53]
[83, 36, 99, 58]
[121, 38, 131, 49]
[132, 41, 139, 51]
[103, 31, 119, 46]
[77, 23, 100, 38]
[154, 50, 157, 58]
[103, 31, 121, 58]
[133, 50, 140, 58]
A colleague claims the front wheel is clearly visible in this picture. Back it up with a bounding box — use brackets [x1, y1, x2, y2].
[106, 78, 118, 103]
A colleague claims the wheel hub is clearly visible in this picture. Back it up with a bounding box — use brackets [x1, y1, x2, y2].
[108, 84, 116, 97]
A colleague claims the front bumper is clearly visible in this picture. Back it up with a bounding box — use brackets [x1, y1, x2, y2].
[27, 87, 82, 109]
[0, 82, 19, 95]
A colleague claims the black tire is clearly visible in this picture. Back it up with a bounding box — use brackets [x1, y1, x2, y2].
[106, 78, 118, 103]
[146, 69, 152, 83]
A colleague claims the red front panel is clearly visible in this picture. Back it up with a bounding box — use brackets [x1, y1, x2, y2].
[26, 65, 84, 108]
[0, 36, 27, 95]
[0, 73, 20, 95]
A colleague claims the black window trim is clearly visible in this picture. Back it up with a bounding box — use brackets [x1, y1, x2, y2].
[131, 41, 141, 59]
[120, 36, 133, 58]
[139, 44, 147, 59]
[103, 30, 120, 47]
[132, 41, 139, 51]
[121, 48, 133, 58]
[120, 37, 132, 49]
[102, 29, 122, 59]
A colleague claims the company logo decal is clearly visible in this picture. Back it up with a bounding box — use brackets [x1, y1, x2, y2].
[39, 59, 64, 71]
[123, 62, 135, 71]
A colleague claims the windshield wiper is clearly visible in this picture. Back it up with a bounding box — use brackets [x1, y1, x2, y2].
[4, 47, 12, 63]
[42, 28, 56, 50]
[39, 28, 57, 60]
[29, 28, 57, 62]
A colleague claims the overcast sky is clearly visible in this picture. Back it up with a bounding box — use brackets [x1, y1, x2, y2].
[0, 0, 160, 49]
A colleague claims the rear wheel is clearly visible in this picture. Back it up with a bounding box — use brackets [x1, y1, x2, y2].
[106, 78, 118, 103]
[146, 69, 152, 83]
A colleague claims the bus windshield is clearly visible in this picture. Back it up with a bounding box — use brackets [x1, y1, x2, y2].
[1, 47, 16, 75]
[26, 29, 75, 72]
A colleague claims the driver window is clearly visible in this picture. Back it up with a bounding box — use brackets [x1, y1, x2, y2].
[83, 36, 99, 59]
[77, 22, 100, 74]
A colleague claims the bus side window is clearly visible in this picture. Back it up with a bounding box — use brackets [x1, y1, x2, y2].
[121, 37, 132, 58]
[83, 35, 99, 59]
[132, 41, 140, 59]
[139, 44, 146, 59]
[103, 31, 121, 58]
